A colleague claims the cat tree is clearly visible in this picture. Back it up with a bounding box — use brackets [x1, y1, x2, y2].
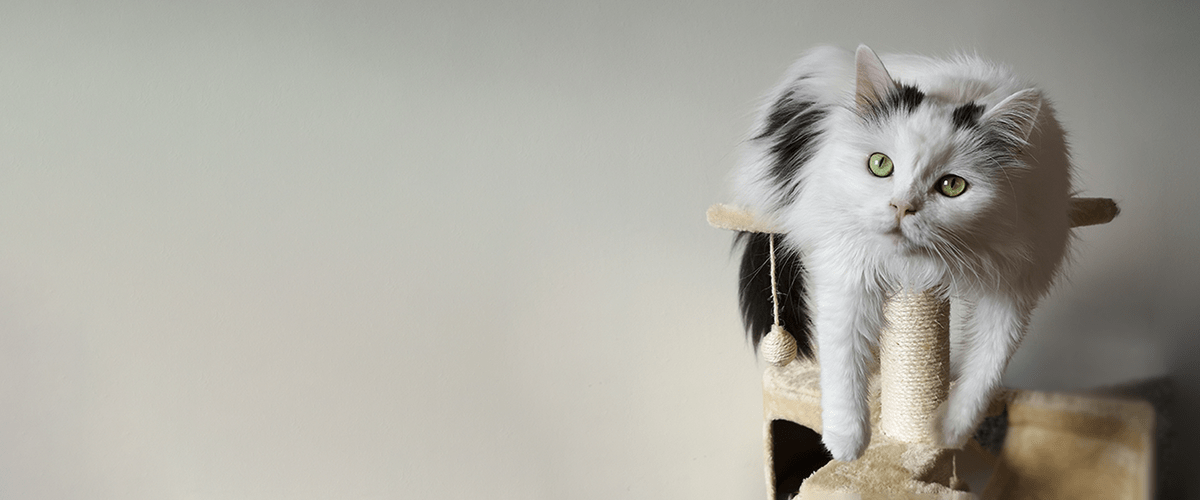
[709, 198, 1157, 499]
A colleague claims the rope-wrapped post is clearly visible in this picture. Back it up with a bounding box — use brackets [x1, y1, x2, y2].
[879, 289, 951, 444]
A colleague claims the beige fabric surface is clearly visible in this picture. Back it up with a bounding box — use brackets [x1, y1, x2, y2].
[981, 391, 1155, 500]
[798, 439, 971, 500]
[763, 359, 827, 434]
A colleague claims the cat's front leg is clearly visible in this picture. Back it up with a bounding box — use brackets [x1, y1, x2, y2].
[812, 271, 885, 461]
[936, 292, 1030, 448]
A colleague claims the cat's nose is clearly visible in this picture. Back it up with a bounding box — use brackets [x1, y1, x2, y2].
[890, 200, 918, 219]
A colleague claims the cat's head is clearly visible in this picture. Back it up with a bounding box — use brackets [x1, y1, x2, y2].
[811, 46, 1044, 263]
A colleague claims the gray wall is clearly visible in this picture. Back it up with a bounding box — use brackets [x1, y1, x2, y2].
[1, 1, 1196, 498]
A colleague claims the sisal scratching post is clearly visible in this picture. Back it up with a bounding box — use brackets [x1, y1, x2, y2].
[879, 290, 951, 444]
[794, 289, 966, 500]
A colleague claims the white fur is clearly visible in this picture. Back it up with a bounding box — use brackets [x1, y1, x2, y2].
[735, 46, 1072, 460]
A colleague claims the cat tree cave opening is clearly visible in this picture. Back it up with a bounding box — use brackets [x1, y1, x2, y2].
[769, 419, 831, 500]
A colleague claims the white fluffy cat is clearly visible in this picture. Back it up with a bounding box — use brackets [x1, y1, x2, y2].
[734, 45, 1072, 461]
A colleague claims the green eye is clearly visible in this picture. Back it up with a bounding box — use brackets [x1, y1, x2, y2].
[868, 153, 893, 177]
[937, 175, 968, 197]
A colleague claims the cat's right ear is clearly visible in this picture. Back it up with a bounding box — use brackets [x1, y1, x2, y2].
[981, 88, 1042, 149]
[855, 45, 898, 114]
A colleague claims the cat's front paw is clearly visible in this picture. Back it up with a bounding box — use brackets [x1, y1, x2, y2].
[932, 396, 977, 449]
[821, 418, 870, 461]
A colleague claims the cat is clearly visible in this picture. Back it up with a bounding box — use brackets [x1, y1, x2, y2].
[734, 45, 1072, 461]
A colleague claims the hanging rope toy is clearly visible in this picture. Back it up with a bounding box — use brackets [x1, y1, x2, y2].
[759, 234, 797, 367]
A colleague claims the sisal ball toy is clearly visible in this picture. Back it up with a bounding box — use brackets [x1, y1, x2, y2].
[761, 324, 797, 367]
[761, 234, 796, 367]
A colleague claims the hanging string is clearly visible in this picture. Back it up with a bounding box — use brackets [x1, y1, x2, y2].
[769, 233, 781, 328]
[760, 233, 797, 366]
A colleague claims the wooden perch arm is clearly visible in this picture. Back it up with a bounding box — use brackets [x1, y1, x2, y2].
[708, 197, 1119, 233]
[705, 204, 780, 233]
[1068, 197, 1120, 227]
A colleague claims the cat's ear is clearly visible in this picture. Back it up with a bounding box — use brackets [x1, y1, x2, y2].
[982, 88, 1042, 148]
[855, 45, 898, 114]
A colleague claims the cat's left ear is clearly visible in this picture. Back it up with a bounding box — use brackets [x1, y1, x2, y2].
[981, 88, 1042, 148]
[855, 45, 898, 114]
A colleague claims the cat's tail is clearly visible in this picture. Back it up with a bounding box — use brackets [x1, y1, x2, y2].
[736, 232, 813, 358]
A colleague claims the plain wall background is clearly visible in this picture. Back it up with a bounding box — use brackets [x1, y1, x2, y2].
[1, 1, 1197, 498]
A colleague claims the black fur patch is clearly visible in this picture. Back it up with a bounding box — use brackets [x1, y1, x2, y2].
[862, 83, 926, 120]
[755, 89, 827, 189]
[886, 84, 926, 114]
[758, 90, 802, 138]
[951, 102, 985, 130]
[736, 232, 812, 358]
